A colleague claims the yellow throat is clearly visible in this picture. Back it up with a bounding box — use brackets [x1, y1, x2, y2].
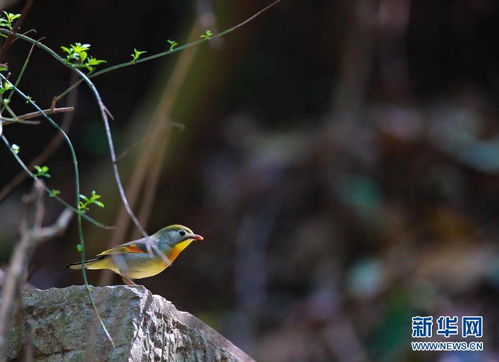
[167, 239, 194, 263]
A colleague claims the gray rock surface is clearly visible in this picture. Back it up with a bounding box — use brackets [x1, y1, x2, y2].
[7, 285, 254, 362]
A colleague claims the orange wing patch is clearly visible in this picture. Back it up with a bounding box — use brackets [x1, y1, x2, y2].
[97, 244, 145, 256]
[123, 245, 143, 253]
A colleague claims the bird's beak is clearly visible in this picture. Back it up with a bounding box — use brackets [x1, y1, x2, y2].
[191, 234, 204, 241]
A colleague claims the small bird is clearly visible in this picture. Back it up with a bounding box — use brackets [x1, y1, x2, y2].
[67, 224, 203, 285]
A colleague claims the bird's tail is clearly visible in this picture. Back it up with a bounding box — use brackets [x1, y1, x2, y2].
[66, 256, 105, 270]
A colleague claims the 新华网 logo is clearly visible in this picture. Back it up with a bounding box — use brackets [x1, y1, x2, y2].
[411, 316, 484, 352]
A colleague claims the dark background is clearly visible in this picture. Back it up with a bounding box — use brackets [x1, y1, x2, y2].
[1, 0, 498, 360]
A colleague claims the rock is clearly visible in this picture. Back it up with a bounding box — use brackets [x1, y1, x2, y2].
[6, 285, 253, 362]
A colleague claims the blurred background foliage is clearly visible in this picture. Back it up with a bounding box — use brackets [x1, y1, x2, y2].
[1, 0, 498, 361]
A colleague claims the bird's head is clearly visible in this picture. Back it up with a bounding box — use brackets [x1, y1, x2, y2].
[158, 224, 204, 246]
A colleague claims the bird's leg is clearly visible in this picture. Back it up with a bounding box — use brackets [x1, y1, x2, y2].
[121, 275, 137, 286]
[116, 258, 136, 286]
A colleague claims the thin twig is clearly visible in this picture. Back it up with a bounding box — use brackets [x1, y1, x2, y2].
[0, 41, 36, 118]
[0, 119, 40, 125]
[13, 106, 74, 120]
[0, 107, 73, 125]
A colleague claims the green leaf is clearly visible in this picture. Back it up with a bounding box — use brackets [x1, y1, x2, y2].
[78, 190, 105, 213]
[84, 57, 107, 71]
[72, 43, 90, 53]
[167, 39, 178, 51]
[78, 202, 88, 212]
[131, 48, 147, 62]
[60, 46, 71, 54]
[49, 189, 60, 197]
[87, 57, 107, 66]
[200, 30, 213, 40]
[5, 12, 21, 22]
[60, 43, 106, 71]
[0, 12, 21, 30]
[33, 165, 50, 178]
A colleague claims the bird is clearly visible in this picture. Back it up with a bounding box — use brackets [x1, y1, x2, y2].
[67, 224, 203, 285]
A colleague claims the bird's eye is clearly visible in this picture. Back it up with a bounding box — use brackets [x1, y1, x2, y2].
[179, 230, 186, 236]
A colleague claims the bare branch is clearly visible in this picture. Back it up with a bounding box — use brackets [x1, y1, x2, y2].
[9, 106, 74, 121]
[0, 181, 73, 359]
[35, 209, 73, 241]
[0, 119, 40, 125]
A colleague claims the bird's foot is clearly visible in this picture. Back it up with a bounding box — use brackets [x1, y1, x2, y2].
[122, 276, 138, 286]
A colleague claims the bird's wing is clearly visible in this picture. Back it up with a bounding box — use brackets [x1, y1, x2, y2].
[97, 238, 148, 256]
